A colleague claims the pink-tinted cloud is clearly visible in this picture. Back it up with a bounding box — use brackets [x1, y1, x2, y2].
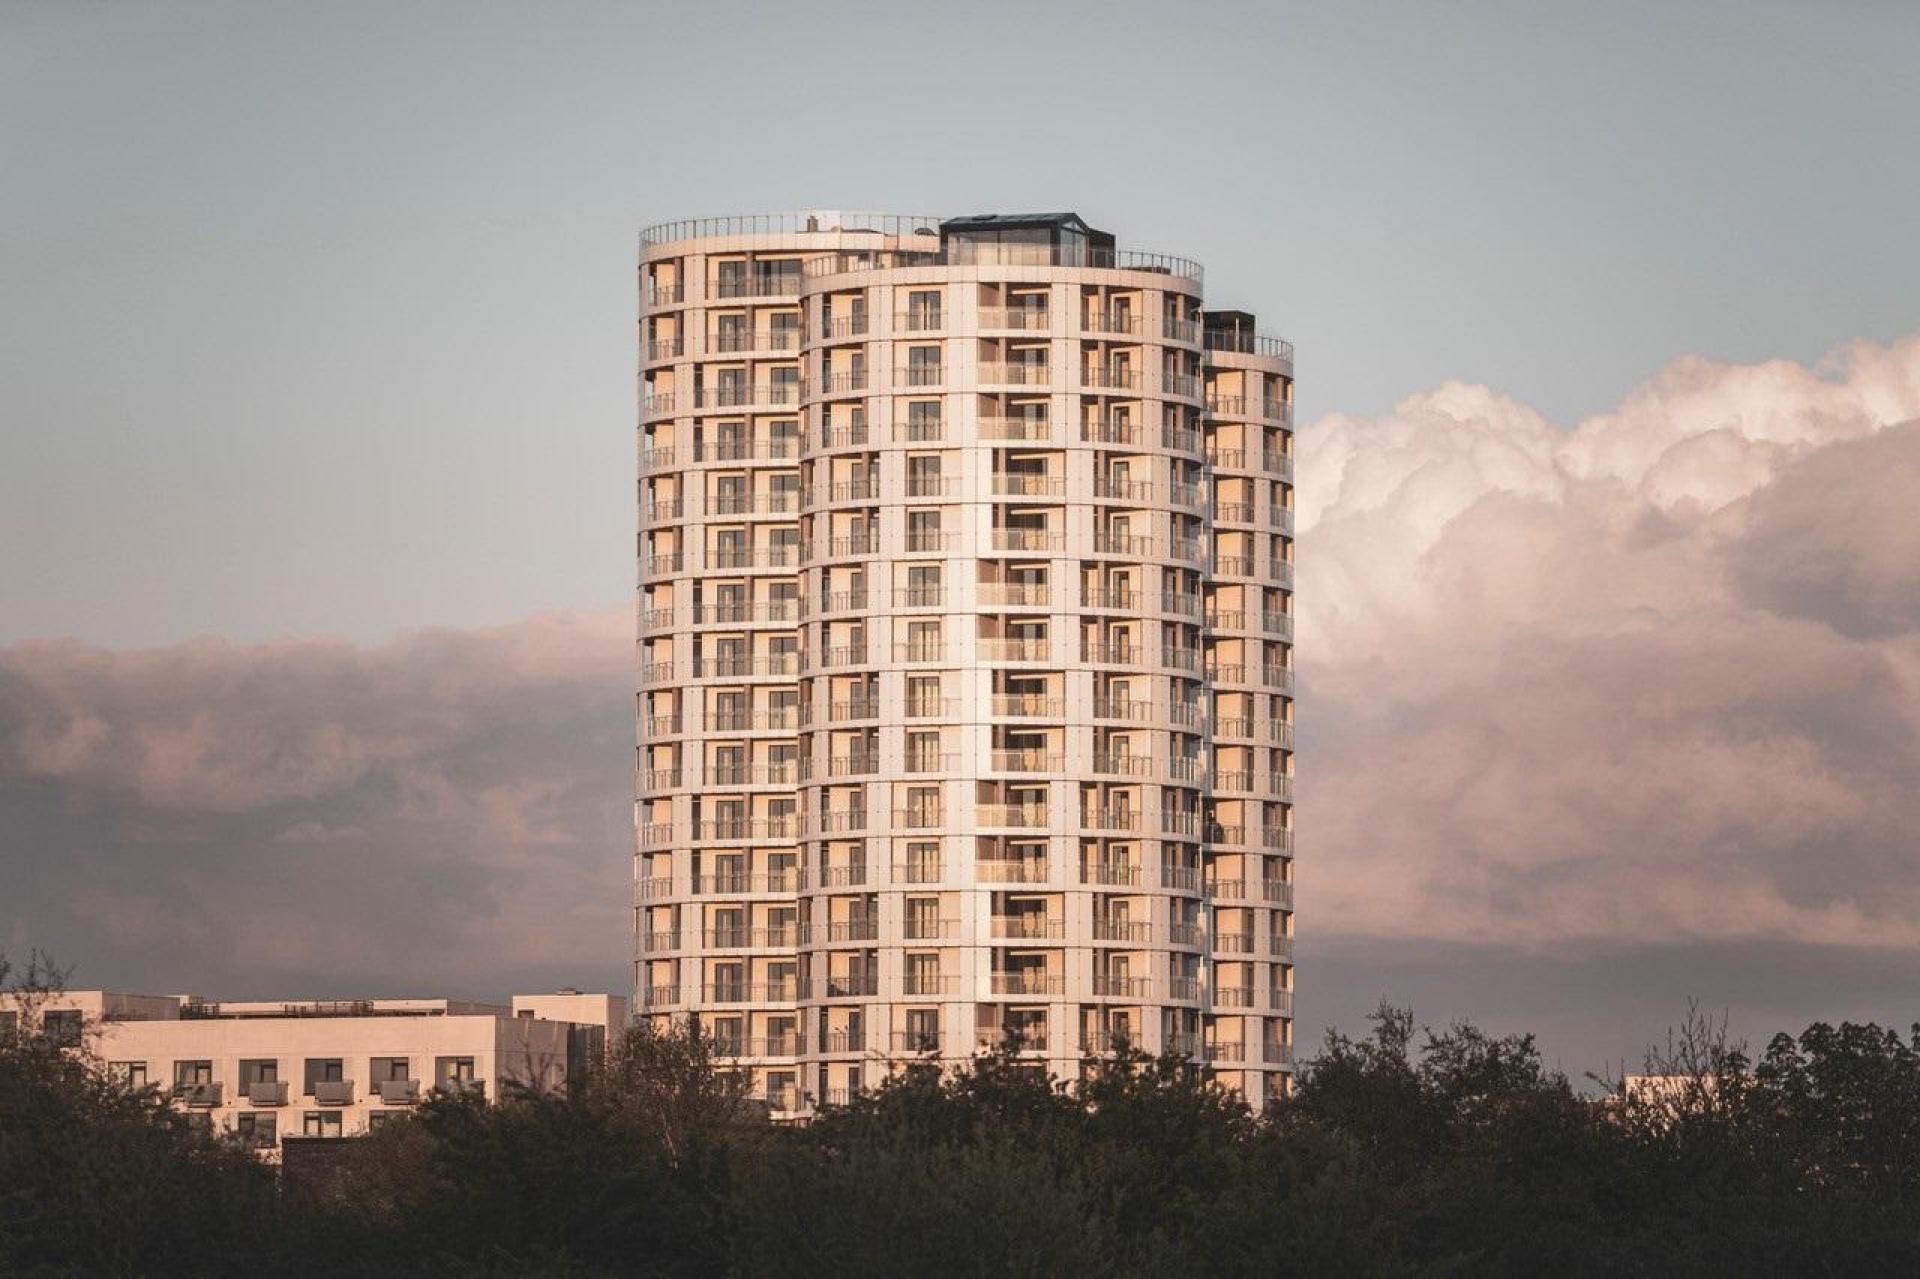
[1297, 334, 1920, 950]
[4, 337, 1919, 1024]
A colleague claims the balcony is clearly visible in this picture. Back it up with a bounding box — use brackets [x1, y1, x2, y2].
[1082, 419, 1142, 445]
[895, 364, 946, 387]
[378, 1079, 421, 1104]
[978, 307, 1050, 331]
[991, 750, 1063, 773]
[1081, 808, 1139, 833]
[903, 973, 957, 997]
[1093, 753, 1153, 778]
[245, 1081, 288, 1106]
[903, 916, 960, 941]
[822, 919, 879, 943]
[313, 1080, 355, 1106]
[892, 807, 944, 830]
[1214, 986, 1254, 1009]
[819, 974, 880, 999]
[978, 362, 1051, 386]
[1093, 975, 1151, 998]
[992, 915, 1065, 941]
[978, 803, 1049, 828]
[1213, 932, 1254, 954]
[707, 330, 801, 354]
[892, 1030, 943, 1053]
[992, 473, 1064, 498]
[893, 860, 944, 884]
[1093, 919, 1151, 943]
[1083, 310, 1143, 335]
[817, 424, 870, 450]
[979, 582, 1049, 608]
[894, 309, 945, 332]
[992, 695, 1062, 718]
[1083, 861, 1142, 886]
[992, 529, 1063, 553]
[904, 475, 959, 498]
[980, 638, 1050, 663]
[178, 1082, 223, 1107]
[1081, 366, 1142, 391]
[712, 274, 803, 300]
[978, 415, 1052, 441]
[1082, 587, 1137, 611]
[695, 870, 802, 895]
[977, 859, 1049, 884]
[990, 972, 1063, 996]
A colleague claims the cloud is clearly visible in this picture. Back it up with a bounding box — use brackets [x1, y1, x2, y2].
[0, 611, 634, 998]
[4, 335, 1920, 1059]
[1296, 334, 1920, 953]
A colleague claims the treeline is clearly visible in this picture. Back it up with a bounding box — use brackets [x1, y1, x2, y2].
[7, 992, 1920, 1275]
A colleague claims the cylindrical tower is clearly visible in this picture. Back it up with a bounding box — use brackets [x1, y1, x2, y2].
[637, 211, 1295, 1114]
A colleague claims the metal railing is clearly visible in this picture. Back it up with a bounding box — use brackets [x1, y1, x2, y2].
[639, 211, 943, 247]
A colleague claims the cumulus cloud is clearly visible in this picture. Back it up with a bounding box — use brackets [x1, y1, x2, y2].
[1297, 334, 1920, 951]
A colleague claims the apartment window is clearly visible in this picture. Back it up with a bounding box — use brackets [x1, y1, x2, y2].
[173, 1060, 213, 1088]
[0, 1011, 15, 1040]
[906, 620, 941, 660]
[301, 1111, 343, 1138]
[906, 731, 942, 772]
[714, 311, 748, 350]
[906, 453, 944, 496]
[435, 1057, 478, 1089]
[301, 1059, 344, 1097]
[769, 310, 802, 345]
[905, 289, 941, 328]
[238, 1059, 278, 1087]
[906, 841, 941, 882]
[904, 1008, 940, 1051]
[42, 1009, 82, 1048]
[367, 1112, 397, 1131]
[371, 1056, 412, 1083]
[906, 675, 941, 717]
[906, 509, 942, 551]
[110, 1060, 149, 1089]
[905, 897, 941, 939]
[903, 785, 941, 824]
[235, 1112, 277, 1148]
[716, 260, 747, 296]
[905, 400, 942, 439]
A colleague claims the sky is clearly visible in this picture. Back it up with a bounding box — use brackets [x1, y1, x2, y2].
[3, 0, 1920, 1075]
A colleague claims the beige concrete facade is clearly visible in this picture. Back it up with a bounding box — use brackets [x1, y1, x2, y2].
[2, 988, 626, 1154]
[636, 211, 1294, 1112]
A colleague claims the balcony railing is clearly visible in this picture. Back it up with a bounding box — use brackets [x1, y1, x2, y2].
[991, 972, 1064, 996]
[977, 859, 1049, 884]
[992, 915, 1065, 940]
[978, 307, 1050, 330]
[978, 415, 1052, 441]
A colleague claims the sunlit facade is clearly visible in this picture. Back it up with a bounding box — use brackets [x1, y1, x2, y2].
[636, 211, 1294, 1113]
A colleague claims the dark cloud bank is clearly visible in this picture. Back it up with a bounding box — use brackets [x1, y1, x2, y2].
[5, 337, 1920, 1071]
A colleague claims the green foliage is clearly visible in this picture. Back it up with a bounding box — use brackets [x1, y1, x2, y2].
[0, 954, 280, 1278]
[9, 958, 1920, 1277]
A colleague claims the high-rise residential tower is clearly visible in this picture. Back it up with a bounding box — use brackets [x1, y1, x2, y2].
[636, 212, 1294, 1113]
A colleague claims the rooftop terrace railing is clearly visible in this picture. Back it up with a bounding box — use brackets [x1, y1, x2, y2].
[640, 211, 943, 247]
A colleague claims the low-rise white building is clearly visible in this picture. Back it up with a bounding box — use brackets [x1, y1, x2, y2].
[2, 987, 627, 1154]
